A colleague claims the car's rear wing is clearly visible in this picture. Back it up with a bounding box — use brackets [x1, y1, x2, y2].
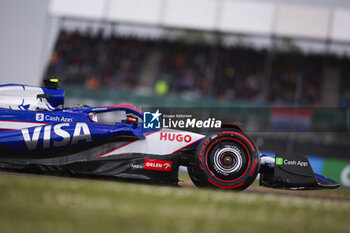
[0, 79, 64, 111]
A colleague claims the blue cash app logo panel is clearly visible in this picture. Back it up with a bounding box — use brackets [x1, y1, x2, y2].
[143, 110, 161, 129]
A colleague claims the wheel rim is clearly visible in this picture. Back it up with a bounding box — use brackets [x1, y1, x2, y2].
[214, 147, 243, 174]
[206, 138, 249, 182]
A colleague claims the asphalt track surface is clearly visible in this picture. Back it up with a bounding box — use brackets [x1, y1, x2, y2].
[1, 170, 349, 201]
[246, 186, 350, 201]
[179, 178, 350, 201]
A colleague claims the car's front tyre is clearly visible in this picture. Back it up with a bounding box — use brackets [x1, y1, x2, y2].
[192, 130, 260, 190]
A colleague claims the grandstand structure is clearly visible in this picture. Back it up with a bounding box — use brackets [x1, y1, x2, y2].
[1, 0, 350, 159]
[44, 0, 350, 160]
[44, 0, 350, 105]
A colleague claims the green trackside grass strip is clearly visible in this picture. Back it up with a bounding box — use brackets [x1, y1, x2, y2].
[0, 173, 349, 233]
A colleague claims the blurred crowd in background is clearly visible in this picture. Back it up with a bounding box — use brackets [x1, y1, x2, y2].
[47, 30, 149, 90]
[46, 30, 350, 107]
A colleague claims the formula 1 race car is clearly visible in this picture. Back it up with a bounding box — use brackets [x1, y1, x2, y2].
[0, 80, 339, 190]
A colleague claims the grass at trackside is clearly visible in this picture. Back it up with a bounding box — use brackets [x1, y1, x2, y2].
[0, 173, 349, 233]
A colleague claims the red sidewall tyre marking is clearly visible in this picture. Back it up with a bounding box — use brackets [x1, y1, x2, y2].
[218, 131, 255, 152]
[207, 178, 244, 189]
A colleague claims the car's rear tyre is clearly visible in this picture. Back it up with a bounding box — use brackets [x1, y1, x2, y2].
[193, 130, 260, 190]
[187, 166, 205, 187]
